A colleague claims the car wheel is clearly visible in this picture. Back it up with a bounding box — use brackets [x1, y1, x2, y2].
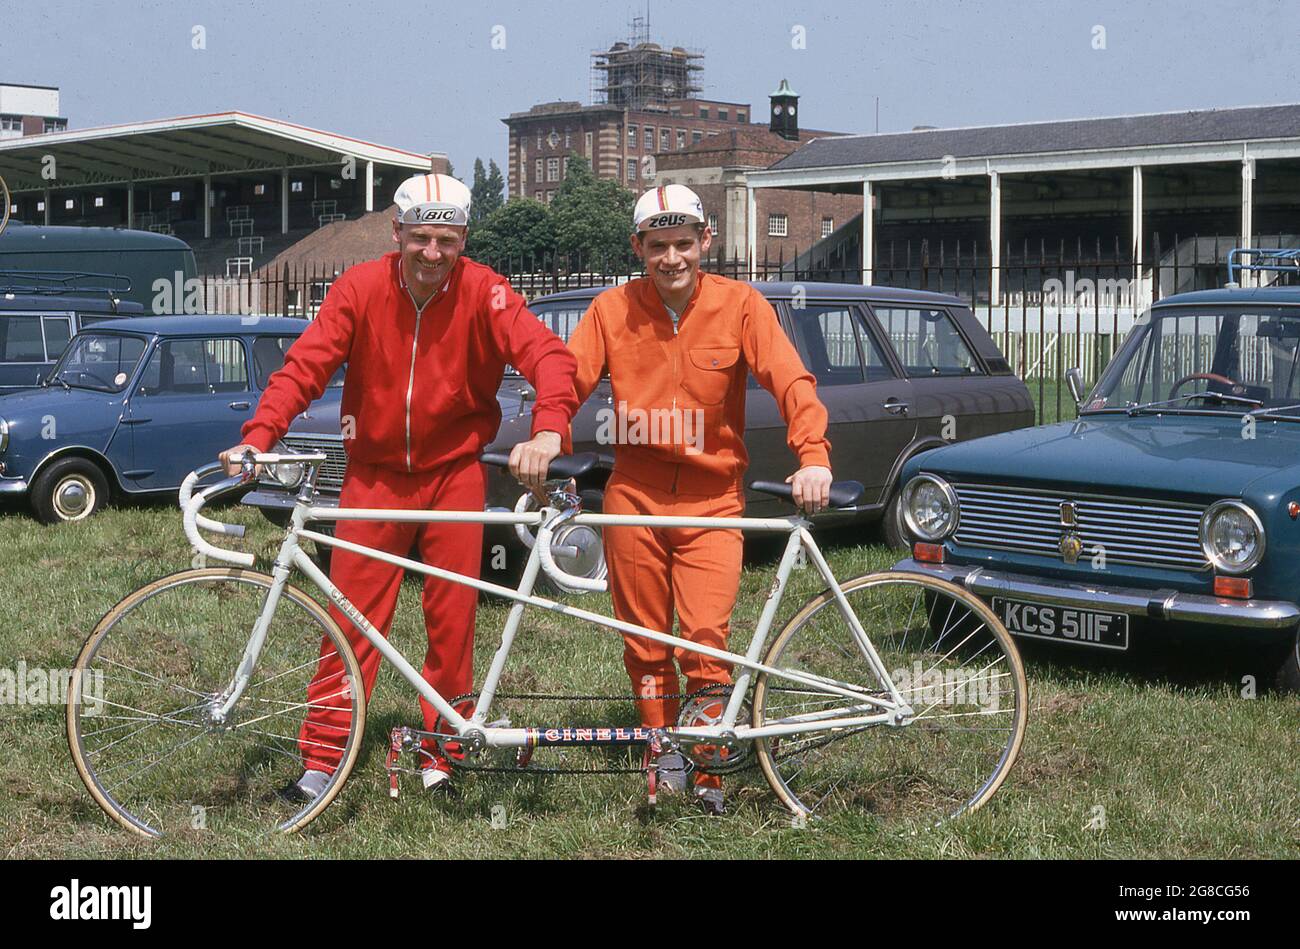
[881, 483, 910, 551]
[30, 457, 109, 524]
[1274, 627, 1300, 693]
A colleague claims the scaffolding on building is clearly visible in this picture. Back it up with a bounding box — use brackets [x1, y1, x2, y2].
[590, 17, 703, 112]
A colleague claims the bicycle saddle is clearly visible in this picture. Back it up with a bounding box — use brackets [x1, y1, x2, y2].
[748, 479, 865, 509]
[480, 450, 601, 482]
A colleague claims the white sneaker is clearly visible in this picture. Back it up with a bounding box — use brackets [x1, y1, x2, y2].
[421, 768, 454, 793]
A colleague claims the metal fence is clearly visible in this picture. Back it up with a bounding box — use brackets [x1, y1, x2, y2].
[195, 233, 1300, 423]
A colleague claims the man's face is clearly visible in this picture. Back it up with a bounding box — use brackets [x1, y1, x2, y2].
[632, 223, 712, 301]
[393, 221, 466, 296]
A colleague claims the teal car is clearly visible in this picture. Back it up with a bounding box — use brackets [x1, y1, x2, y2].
[894, 273, 1300, 691]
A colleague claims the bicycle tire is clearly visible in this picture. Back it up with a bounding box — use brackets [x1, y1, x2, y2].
[67, 567, 366, 838]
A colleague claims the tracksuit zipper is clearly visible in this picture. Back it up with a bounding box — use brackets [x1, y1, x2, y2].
[403, 285, 435, 473]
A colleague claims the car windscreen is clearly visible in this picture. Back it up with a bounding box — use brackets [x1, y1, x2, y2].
[504, 302, 590, 377]
[1088, 307, 1300, 411]
[49, 334, 148, 392]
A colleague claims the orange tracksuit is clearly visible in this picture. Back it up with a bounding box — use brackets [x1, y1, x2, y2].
[567, 273, 829, 784]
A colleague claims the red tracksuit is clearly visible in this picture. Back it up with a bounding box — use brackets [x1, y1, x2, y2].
[241, 251, 578, 774]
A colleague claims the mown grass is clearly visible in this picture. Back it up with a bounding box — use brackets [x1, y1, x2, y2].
[1, 495, 1296, 859]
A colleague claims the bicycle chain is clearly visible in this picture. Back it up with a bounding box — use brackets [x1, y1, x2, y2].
[406, 685, 851, 777]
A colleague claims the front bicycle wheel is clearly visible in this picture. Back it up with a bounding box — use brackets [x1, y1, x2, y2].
[67, 567, 366, 839]
[753, 571, 1027, 825]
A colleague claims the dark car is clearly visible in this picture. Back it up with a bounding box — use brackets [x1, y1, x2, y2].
[1, 272, 142, 391]
[0, 315, 338, 522]
[892, 276, 1300, 690]
[243, 281, 1031, 574]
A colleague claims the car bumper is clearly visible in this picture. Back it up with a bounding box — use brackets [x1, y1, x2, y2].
[0, 476, 29, 496]
[892, 558, 1300, 633]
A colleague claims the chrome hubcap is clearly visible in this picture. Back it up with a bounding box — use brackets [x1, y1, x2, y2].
[54, 476, 92, 519]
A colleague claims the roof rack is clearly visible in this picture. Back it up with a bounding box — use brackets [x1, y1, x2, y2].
[0, 270, 133, 311]
[1226, 247, 1300, 286]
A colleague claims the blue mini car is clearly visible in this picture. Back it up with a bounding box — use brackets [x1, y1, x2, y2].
[894, 265, 1300, 690]
[0, 315, 338, 523]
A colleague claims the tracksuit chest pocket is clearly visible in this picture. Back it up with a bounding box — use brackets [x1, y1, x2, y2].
[683, 347, 740, 405]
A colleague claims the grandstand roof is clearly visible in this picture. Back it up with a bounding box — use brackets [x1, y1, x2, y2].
[0, 111, 440, 193]
[751, 102, 1300, 190]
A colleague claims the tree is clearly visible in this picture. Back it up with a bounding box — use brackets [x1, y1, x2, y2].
[465, 197, 555, 268]
[549, 153, 636, 270]
[469, 157, 505, 227]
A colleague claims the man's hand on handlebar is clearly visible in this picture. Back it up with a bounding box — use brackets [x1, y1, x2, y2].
[219, 443, 262, 479]
[509, 430, 562, 493]
[786, 465, 833, 515]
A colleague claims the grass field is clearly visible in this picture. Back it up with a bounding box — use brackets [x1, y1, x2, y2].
[2, 495, 1296, 860]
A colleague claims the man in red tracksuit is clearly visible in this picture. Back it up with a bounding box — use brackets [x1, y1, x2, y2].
[220, 172, 578, 799]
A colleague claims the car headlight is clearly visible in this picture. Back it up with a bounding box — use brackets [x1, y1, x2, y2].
[902, 474, 959, 542]
[265, 442, 306, 490]
[0, 418, 8, 455]
[1200, 500, 1264, 574]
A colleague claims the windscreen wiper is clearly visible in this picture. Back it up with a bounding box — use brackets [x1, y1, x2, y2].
[1248, 402, 1300, 419]
[1126, 391, 1262, 415]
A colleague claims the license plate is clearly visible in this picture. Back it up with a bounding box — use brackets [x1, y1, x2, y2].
[991, 597, 1129, 651]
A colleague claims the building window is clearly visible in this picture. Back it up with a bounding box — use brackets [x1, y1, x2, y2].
[708, 212, 718, 233]
[692, 130, 703, 144]
[737, 111, 746, 123]
[676, 129, 686, 149]
[546, 157, 560, 182]
[768, 213, 788, 237]
[822, 218, 834, 239]
[626, 158, 638, 181]
[660, 128, 670, 151]
[644, 128, 654, 150]
[535, 158, 544, 182]
[718, 108, 729, 121]
[699, 107, 709, 119]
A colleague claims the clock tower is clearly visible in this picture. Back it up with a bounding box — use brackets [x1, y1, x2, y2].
[769, 78, 799, 141]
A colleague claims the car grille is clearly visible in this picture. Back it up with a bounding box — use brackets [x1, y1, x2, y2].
[278, 434, 347, 490]
[952, 483, 1209, 571]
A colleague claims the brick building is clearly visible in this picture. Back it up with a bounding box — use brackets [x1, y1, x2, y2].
[0, 83, 68, 138]
[503, 92, 756, 202]
[652, 81, 862, 264]
[501, 38, 860, 266]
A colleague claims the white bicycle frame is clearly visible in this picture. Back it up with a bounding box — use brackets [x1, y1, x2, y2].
[180, 455, 914, 754]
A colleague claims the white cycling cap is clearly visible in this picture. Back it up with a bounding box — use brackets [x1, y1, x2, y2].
[633, 184, 705, 233]
[393, 173, 471, 226]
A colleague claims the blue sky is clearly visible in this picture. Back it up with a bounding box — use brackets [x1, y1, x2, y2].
[4, 0, 1297, 177]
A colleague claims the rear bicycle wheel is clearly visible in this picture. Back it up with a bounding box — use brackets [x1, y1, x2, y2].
[753, 571, 1027, 825]
[67, 567, 366, 838]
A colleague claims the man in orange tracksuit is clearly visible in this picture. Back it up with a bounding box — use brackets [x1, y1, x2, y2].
[220, 172, 577, 800]
[566, 185, 833, 814]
